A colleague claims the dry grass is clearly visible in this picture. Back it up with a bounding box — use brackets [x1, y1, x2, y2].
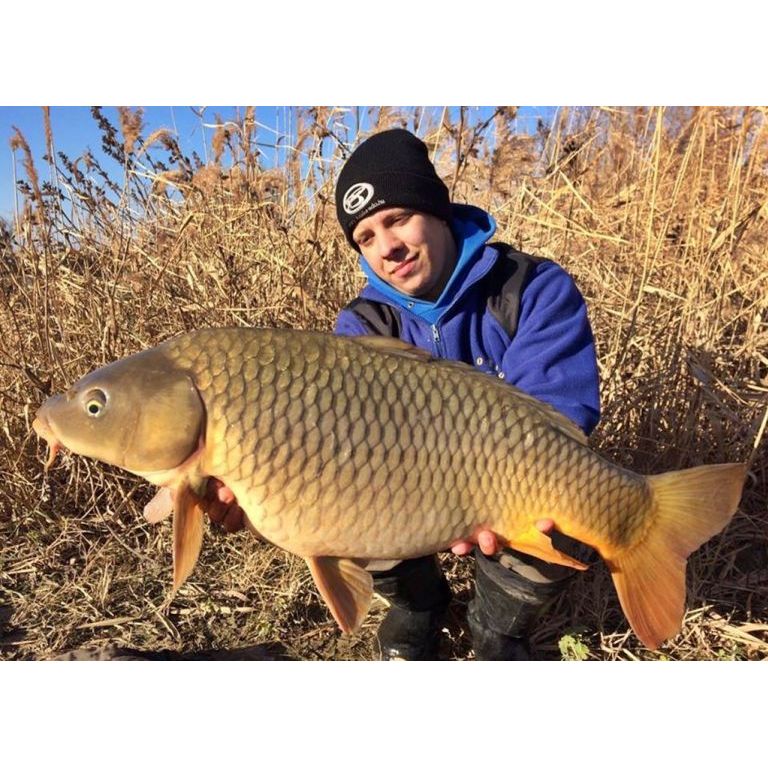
[1, 106, 766, 661]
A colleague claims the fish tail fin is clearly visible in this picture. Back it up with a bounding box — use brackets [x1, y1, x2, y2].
[607, 462, 747, 649]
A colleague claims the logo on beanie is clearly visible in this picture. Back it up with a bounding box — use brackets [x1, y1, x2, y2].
[343, 183, 375, 215]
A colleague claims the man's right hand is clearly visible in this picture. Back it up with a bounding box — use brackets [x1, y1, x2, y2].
[450, 530, 500, 556]
[448, 519, 555, 557]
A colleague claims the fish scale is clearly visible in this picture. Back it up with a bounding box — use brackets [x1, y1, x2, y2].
[168, 328, 647, 558]
[33, 326, 747, 649]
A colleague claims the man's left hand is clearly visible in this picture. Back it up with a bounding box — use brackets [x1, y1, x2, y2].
[143, 478, 246, 533]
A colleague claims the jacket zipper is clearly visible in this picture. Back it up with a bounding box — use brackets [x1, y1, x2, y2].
[431, 324, 442, 355]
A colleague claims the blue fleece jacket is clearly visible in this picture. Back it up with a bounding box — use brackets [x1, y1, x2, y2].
[334, 204, 601, 435]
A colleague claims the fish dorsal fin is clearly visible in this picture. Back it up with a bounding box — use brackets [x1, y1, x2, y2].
[351, 335, 480, 377]
[305, 556, 374, 634]
[351, 335, 588, 446]
[172, 484, 206, 594]
[350, 335, 434, 363]
[501, 388, 589, 446]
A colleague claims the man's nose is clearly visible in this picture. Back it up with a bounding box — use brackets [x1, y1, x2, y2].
[377, 230, 403, 259]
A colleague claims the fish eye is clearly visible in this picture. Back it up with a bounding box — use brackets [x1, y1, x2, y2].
[84, 389, 108, 418]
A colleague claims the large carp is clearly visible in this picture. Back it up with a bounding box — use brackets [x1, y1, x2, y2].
[32, 327, 746, 650]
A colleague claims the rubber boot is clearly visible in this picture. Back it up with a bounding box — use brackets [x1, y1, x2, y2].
[467, 550, 573, 660]
[372, 555, 452, 661]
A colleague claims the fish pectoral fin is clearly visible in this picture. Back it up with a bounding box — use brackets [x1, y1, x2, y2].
[172, 484, 206, 594]
[144, 486, 174, 523]
[507, 527, 590, 571]
[305, 556, 374, 634]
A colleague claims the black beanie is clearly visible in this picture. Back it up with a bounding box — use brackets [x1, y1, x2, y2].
[335, 128, 452, 250]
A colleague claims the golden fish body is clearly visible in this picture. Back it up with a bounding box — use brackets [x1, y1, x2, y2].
[33, 327, 746, 649]
[173, 329, 646, 559]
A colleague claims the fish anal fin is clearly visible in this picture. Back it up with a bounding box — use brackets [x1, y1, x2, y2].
[306, 556, 374, 634]
[353, 558, 403, 572]
[508, 526, 590, 571]
[172, 484, 205, 594]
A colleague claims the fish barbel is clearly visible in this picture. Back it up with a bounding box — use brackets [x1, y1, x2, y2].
[32, 327, 747, 650]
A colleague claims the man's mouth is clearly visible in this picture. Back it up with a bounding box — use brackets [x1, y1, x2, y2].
[390, 256, 417, 277]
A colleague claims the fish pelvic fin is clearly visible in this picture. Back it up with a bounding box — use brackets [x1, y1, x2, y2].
[306, 556, 374, 634]
[172, 484, 206, 594]
[607, 462, 747, 650]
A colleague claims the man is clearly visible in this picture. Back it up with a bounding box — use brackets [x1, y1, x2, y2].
[150, 127, 600, 661]
[330, 128, 600, 660]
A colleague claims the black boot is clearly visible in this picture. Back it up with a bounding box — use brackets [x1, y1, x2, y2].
[372, 556, 452, 661]
[467, 550, 573, 660]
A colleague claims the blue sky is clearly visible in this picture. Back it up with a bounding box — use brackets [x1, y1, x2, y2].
[0, 106, 556, 221]
[0, 106, 283, 220]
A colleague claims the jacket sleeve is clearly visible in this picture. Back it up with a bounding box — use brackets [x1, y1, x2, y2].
[333, 306, 371, 337]
[499, 261, 601, 436]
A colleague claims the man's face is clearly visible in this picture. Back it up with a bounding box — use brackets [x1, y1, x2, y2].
[352, 208, 456, 302]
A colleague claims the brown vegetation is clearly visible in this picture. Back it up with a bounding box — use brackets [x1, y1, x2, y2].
[1, 106, 766, 660]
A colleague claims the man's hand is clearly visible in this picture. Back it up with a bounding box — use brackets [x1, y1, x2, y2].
[142, 478, 246, 533]
[205, 478, 246, 533]
[450, 531, 499, 557]
[448, 519, 555, 557]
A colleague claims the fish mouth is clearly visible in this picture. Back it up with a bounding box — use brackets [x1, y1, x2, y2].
[32, 411, 64, 471]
